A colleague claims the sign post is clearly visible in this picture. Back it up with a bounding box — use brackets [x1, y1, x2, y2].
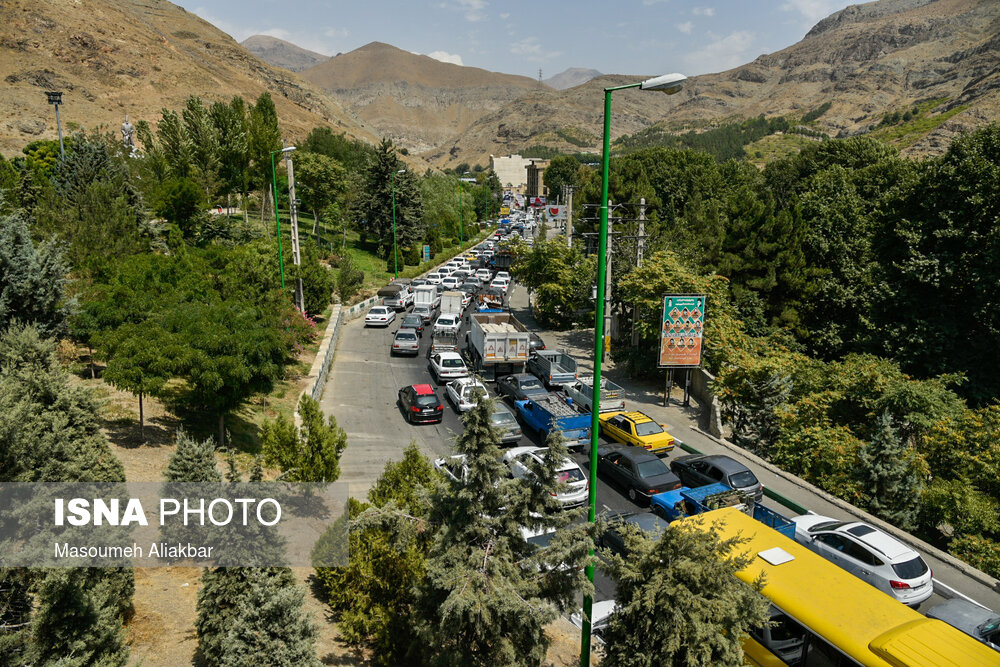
[658, 294, 706, 405]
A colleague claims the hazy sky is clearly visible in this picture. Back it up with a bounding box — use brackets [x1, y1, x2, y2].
[182, 0, 856, 78]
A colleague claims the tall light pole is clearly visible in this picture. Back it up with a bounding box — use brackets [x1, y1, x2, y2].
[458, 182, 465, 246]
[45, 91, 65, 161]
[391, 168, 405, 280]
[271, 146, 296, 290]
[580, 72, 686, 667]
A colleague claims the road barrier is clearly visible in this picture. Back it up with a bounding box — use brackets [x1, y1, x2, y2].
[294, 304, 343, 428]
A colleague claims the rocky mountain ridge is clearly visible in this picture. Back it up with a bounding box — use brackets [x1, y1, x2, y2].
[241, 34, 329, 72]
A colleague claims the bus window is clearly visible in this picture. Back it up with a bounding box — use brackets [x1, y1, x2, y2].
[801, 634, 864, 667]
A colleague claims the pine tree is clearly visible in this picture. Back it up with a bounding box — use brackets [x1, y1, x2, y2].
[856, 412, 924, 530]
[411, 398, 592, 666]
[164, 429, 221, 482]
[260, 395, 347, 482]
[0, 211, 72, 336]
[600, 521, 770, 667]
[28, 569, 129, 667]
[353, 138, 424, 255]
[197, 567, 319, 666]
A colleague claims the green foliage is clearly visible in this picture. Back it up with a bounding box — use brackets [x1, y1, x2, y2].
[0, 211, 72, 336]
[542, 155, 580, 198]
[28, 568, 129, 667]
[153, 176, 205, 235]
[290, 240, 335, 316]
[164, 429, 221, 482]
[948, 534, 1000, 579]
[354, 139, 424, 256]
[182, 96, 221, 197]
[196, 567, 319, 666]
[209, 96, 251, 199]
[411, 398, 592, 666]
[301, 126, 378, 172]
[801, 102, 832, 124]
[511, 236, 595, 329]
[599, 521, 770, 667]
[248, 92, 282, 200]
[614, 114, 792, 161]
[555, 126, 595, 147]
[855, 412, 924, 530]
[336, 252, 364, 301]
[294, 151, 347, 223]
[315, 443, 441, 665]
[261, 395, 347, 482]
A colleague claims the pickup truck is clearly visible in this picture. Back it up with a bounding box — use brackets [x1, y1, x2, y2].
[513, 393, 591, 450]
[378, 282, 413, 310]
[527, 349, 578, 388]
[563, 375, 625, 413]
[650, 483, 795, 539]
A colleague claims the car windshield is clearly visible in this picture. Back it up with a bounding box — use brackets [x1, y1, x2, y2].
[520, 379, 543, 390]
[440, 317, 456, 325]
[442, 358, 464, 368]
[371, 308, 388, 315]
[634, 421, 663, 436]
[403, 316, 421, 325]
[415, 395, 438, 407]
[490, 412, 517, 426]
[809, 520, 848, 533]
[636, 459, 670, 477]
[557, 468, 585, 484]
[891, 556, 928, 579]
[729, 471, 759, 488]
[526, 531, 555, 549]
[395, 332, 417, 341]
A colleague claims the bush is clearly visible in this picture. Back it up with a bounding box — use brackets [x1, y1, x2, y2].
[949, 534, 1000, 579]
[404, 245, 420, 265]
[386, 249, 405, 273]
[337, 254, 364, 301]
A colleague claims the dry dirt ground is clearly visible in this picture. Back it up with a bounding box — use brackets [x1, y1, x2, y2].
[79, 351, 596, 666]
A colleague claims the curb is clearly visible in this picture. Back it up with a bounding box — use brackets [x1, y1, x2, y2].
[294, 304, 343, 429]
[688, 426, 1000, 597]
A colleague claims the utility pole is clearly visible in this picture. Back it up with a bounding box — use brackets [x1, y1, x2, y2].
[564, 184, 575, 248]
[45, 91, 65, 161]
[632, 198, 646, 348]
[285, 150, 305, 313]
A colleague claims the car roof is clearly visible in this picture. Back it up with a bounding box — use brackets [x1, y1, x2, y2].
[394, 329, 417, 336]
[412, 384, 435, 395]
[842, 522, 914, 561]
[605, 447, 659, 463]
[438, 351, 463, 359]
[678, 454, 748, 474]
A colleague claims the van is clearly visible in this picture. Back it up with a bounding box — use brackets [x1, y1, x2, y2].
[378, 283, 413, 310]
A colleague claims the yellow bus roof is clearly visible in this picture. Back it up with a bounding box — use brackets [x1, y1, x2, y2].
[682, 508, 998, 667]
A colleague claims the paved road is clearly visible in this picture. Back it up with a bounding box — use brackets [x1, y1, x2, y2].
[320, 239, 1000, 613]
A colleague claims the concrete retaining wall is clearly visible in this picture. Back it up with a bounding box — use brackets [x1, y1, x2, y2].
[294, 304, 343, 428]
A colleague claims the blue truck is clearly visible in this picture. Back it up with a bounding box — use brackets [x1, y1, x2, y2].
[650, 483, 795, 539]
[514, 393, 591, 450]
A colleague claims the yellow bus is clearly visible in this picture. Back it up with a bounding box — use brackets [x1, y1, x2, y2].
[682, 508, 999, 667]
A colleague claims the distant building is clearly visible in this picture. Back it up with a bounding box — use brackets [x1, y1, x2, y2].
[526, 158, 550, 198]
[489, 154, 531, 194]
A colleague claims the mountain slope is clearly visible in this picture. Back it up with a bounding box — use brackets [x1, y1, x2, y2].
[436, 0, 1000, 166]
[543, 68, 602, 90]
[300, 41, 548, 155]
[0, 0, 373, 156]
[242, 34, 328, 72]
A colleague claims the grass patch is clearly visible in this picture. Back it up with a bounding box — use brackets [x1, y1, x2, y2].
[746, 133, 821, 166]
[869, 98, 968, 149]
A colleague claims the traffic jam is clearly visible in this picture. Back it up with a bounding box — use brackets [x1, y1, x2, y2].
[360, 214, 995, 652]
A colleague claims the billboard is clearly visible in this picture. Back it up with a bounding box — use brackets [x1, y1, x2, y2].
[500, 206, 510, 216]
[658, 294, 706, 368]
[547, 205, 566, 220]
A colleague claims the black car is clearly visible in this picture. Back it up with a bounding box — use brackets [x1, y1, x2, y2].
[670, 454, 763, 501]
[497, 374, 549, 403]
[599, 511, 670, 557]
[528, 332, 546, 353]
[397, 384, 444, 424]
[461, 281, 482, 294]
[597, 446, 681, 504]
[399, 313, 425, 336]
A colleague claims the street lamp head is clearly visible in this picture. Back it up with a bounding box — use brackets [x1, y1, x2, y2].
[46, 91, 63, 105]
[639, 73, 687, 95]
[396, 168, 406, 174]
[281, 146, 296, 153]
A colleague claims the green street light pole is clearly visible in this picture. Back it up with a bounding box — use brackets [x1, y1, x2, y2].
[458, 182, 465, 246]
[271, 146, 296, 289]
[391, 168, 405, 280]
[580, 73, 686, 667]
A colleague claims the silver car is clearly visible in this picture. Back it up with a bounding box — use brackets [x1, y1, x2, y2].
[489, 404, 523, 445]
[391, 329, 420, 356]
[503, 446, 588, 508]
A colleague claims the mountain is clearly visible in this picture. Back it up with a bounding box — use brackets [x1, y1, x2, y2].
[435, 0, 1000, 166]
[543, 68, 603, 90]
[0, 0, 372, 157]
[242, 34, 329, 72]
[300, 42, 547, 157]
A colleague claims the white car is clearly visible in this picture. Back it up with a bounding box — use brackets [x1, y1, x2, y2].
[495, 271, 511, 282]
[433, 313, 462, 335]
[434, 454, 469, 484]
[445, 378, 488, 412]
[570, 599, 616, 645]
[441, 276, 462, 290]
[490, 277, 510, 293]
[429, 351, 469, 384]
[475, 269, 492, 283]
[365, 306, 396, 327]
[502, 446, 589, 508]
[791, 515, 934, 607]
[426, 272, 445, 285]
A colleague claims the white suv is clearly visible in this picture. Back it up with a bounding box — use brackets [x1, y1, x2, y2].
[792, 515, 934, 607]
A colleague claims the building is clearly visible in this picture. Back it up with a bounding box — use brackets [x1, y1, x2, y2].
[489, 154, 531, 194]
[526, 158, 550, 198]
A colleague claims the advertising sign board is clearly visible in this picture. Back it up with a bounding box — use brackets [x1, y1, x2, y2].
[658, 294, 706, 368]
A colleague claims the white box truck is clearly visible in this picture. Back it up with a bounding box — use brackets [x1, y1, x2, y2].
[441, 290, 465, 316]
[413, 284, 441, 310]
[466, 313, 530, 380]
